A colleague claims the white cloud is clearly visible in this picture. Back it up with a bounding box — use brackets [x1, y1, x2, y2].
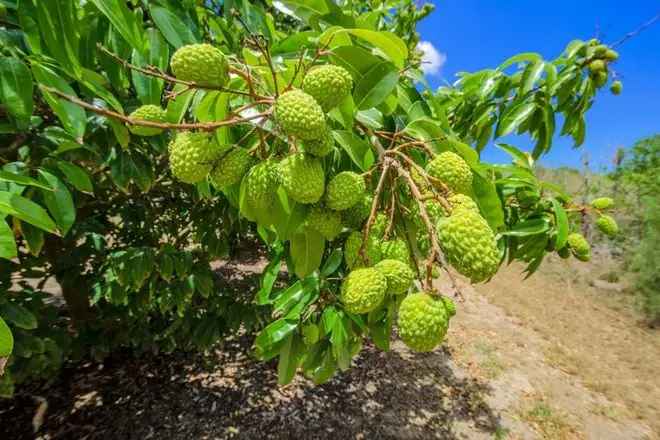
[417, 41, 447, 76]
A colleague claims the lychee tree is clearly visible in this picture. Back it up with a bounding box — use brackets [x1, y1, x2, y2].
[0, 0, 622, 392]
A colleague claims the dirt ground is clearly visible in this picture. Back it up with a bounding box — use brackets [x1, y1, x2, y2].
[0, 257, 658, 439]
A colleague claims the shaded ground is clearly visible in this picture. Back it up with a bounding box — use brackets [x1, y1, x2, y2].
[1, 256, 657, 439]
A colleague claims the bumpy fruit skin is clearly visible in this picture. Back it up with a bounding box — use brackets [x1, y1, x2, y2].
[596, 215, 619, 237]
[302, 65, 353, 111]
[171, 44, 229, 87]
[567, 233, 591, 261]
[303, 129, 335, 157]
[589, 59, 606, 73]
[275, 90, 326, 140]
[398, 292, 449, 352]
[426, 151, 473, 194]
[343, 194, 373, 229]
[442, 296, 456, 318]
[448, 194, 479, 214]
[210, 148, 252, 188]
[326, 172, 366, 211]
[168, 132, 218, 184]
[128, 105, 167, 136]
[610, 80, 622, 95]
[306, 206, 343, 240]
[244, 160, 280, 212]
[437, 210, 500, 283]
[370, 213, 388, 238]
[591, 197, 614, 210]
[381, 239, 412, 266]
[279, 153, 325, 204]
[593, 70, 608, 88]
[341, 268, 387, 314]
[344, 231, 382, 269]
[375, 259, 414, 295]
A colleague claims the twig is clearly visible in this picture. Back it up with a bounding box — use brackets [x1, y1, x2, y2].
[40, 86, 272, 132]
[610, 13, 660, 48]
[359, 160, 392, 262]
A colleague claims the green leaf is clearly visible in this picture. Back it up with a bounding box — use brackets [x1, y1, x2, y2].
[277, 334, 305, 385]
[290, 229, 325, 279]
[503, 218, 550, 237]
[131, 28, 169, 106]
[149, 6, 198, 48]
[0, 57, 34, 121]
[254, 318, 298, 360]
[20, 221, 45, 257]
[332, 130, 375, 171]
[345, 29, 408, 69]
[0, 171, 53, 191]
[353, 61, 399, 110]
[520, 61, 545, 94]
[35, 0, 82, 77]
[0, 220, 17, 260]
[256, 251, 283, 305]
[551, 199, 569, 249]
[496, 100, 536, 137]
[0, 303, 37, 330]
[495, 143, 533, 169]
[56, 162, 94, 194]
[0, 191, 58, 234]
[472, 168, 505, 230]
[320, 249, 343, 277]
[0, 317, 13, 357]
[38, 170, 75, 236]
[497, 52, 542, 71]
[89, 0, 144, 52]
[32, 63, 87, 139]
[329, 45, 382, 79]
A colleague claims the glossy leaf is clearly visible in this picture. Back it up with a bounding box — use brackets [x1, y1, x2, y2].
[0, 220, 17, 260]
[0, 192, 58, 234]
[38, 170, 75, 236]
[0, 58, 34, 121]
[353, 62, 399, 110]
[290, 229, 325, 279]
[89, 0, 144, 52]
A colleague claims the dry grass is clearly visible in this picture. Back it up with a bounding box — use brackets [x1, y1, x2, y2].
[477, 258, 660, 435]
[518, 395, 582, 440]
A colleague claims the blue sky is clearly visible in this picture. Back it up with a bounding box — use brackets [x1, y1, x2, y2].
[416, 1, 660, 170]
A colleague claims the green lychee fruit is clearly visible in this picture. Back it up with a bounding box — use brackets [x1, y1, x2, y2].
[588, 59, 606, 73]
[343, 194, 373, 229]
[448, 194, 479, 214]
[593, 70, 608, 88]
[279, 153, 325, 204]
[590, 197, 615, 210]
[340, 268, 387, 314]
[381, 239, 412, 267]
[244, 160, 280, 213]
[397, 292, 449, 352]
[168, 132, 219, 184]
[375, 259, 414, 295]
[306, 205, 343, 240]
[441, 296, 456, 318]
[128, 105, 167, 136]
[596, 215, 619, 237]
[610, 80, 622, 95]
[302, 65, 353, 111]
[344, 231, 382, 269]
[426, 151, 473, 194]
[437, 210, 500, 283]
[303, 128, 335, 157]
[604, 49, 619, 61]
[326, 172, 366, 211]
[370, 213, 388, 238]
[210, 148, 253, 189]
[275, 90, 327, 140]
[567, 233, 591, 262]
[170, 44, 229, 87]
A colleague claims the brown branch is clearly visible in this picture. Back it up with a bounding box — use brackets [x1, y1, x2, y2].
[40, 86, 272, 132]
[392, 161, 460, 294]
[359, 160, 392, 262]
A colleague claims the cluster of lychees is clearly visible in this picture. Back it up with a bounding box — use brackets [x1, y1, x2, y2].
[120, 42, 618, 354]
[584, 39, 622, 94]
[558, 197, 619, 262]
